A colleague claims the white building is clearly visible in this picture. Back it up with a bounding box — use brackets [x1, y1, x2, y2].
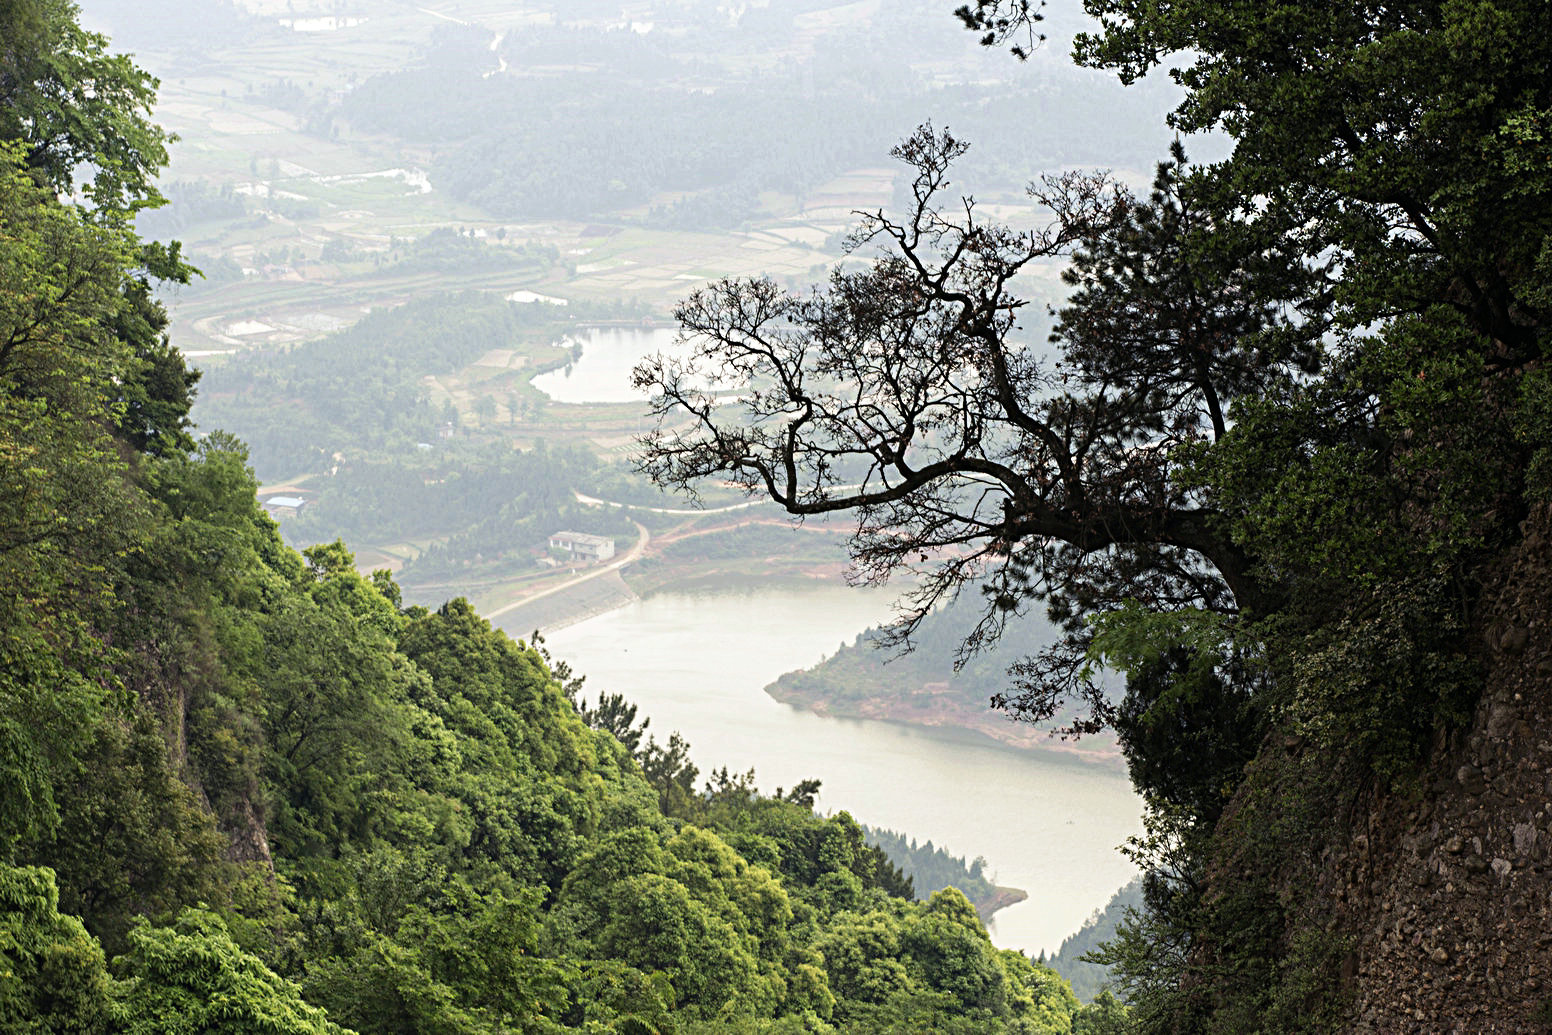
[548, 531, 616, 562]
[260, 494, 309, 518]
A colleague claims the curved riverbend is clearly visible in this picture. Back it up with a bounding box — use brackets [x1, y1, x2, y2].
[499, 583, 1142, 957]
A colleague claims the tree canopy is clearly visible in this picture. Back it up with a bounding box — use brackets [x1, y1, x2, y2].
[637, 0, 1550, 755]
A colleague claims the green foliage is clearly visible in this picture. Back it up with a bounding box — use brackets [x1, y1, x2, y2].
[0, 0, 171, 215]
[1515, 365, 1552, 501]
[390, 227, 554, 276]
[0, 864, 118, 1034]
[1071, 991, 1129, 1034]
[0, 0, 200, 865]
[117, 908, 349, 1034]
[1082, 805, 1208, 1032]
[0, 141, 149, 852]
[1039, 0, 1549, 1020]
[194, 293, 570, 478]
[1087, 607, 1259, 825]
[813, 889, 1079, 1033]
[109, 278, 200, 458]
[1, 5, 1113, 1033]
[292, 441, 636, 594]
[1280, 578, 1476, 782]
[36, 0, 1552, 1029]
[25, 699, 233, 957]
[860, 825, 1006, 911]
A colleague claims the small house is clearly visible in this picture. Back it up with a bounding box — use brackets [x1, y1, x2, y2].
[548, 531, 616, 562]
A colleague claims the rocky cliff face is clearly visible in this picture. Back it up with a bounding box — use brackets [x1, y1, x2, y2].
[1263, 505, 1552, 1032]
[1190, 507, 1552, 1031]
[1333, 507, 1552, 1032]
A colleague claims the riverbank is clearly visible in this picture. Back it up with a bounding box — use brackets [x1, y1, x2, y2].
[767, 678, 1126, 771]
[489, 570, 640, 637]
[977, 886, 1031, 924]
[461, 518, 852, 632]
[456, 512, 1123, 769]
[529, 583, 1143, 957]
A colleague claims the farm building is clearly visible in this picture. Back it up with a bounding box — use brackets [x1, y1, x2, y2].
[548, 531, 616, 562]
[260, 494, 309, 518]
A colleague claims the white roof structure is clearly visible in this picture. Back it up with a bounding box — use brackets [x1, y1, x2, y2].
[550, 531, 613, 547]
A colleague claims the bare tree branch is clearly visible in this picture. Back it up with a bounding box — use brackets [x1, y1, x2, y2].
[636, 127, 1308, 726]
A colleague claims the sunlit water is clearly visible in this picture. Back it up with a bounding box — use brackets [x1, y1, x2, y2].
[530, 327, 685, 404]
[499, 584, 1141, 957]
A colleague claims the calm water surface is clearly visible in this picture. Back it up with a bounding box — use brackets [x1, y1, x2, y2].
[500, 584, 1142, 957]
[531, 326, 683, 404]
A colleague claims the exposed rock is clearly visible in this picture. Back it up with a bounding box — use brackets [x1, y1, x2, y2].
[1457, 765, 1489, 795]
[1513, 822, 1538, 857]
[1319, 504, 1552, 1032]
[224, 794, 274, 867]
[1488, 704, 1519, 738]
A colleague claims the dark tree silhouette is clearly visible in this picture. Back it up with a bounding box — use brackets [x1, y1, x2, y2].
[635, 127, 1313, 728]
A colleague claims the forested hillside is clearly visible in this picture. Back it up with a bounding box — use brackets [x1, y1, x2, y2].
[0, 3, 1126, 1031]
[1045, 881, 1142, 1003]
[195, 293, 577, 478]
[12, 0, 1552, 1028]
[859, 825, 1028, 921]
[328, 7, 1170, 229]
[193, 294, 655, 598]
[767, 594, 1122, 760]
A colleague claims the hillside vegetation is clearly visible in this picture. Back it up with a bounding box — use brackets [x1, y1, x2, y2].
[767, 596, 1122, 761]
[860, 825, 1029, 922]
[0, 6, 1127, 1031]
[10, 0, 1552, 1028]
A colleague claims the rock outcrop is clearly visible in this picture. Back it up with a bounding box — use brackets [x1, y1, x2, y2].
[1316, 507, 1552, 1031]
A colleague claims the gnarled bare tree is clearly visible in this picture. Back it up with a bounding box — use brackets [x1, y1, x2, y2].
[634, 126, 1317, 729]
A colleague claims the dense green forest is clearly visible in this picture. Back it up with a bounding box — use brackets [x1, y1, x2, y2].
[0, 3, 1128, 1031]
[858, 826, 1008, 916]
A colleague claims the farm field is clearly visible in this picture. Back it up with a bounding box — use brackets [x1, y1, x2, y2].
[108, 0, 1081, 351]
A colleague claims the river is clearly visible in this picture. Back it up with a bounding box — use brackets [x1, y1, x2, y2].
[496, 583, 1142, 958]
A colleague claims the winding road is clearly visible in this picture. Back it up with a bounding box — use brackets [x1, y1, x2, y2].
[570, 490, 767, 515]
